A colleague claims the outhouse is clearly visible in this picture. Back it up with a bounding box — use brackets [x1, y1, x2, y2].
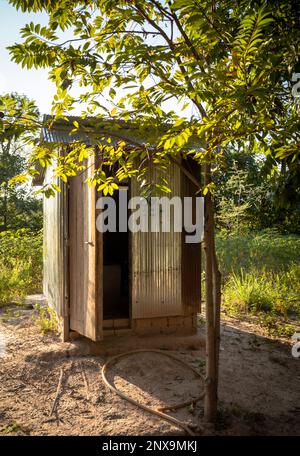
[36, 116, 202, 342]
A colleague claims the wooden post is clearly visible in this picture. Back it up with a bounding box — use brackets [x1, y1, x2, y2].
[213, 247, 222, 385]
[203, 162, 221, 423]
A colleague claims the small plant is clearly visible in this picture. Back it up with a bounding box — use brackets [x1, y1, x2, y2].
[197, 314, 205, 325]
[187, 402, 195, 414]
[32, 303, 58, 335]
[197, 358, 206, 370]
[0, 308, 14, 323]
[1, 423, 23, 435]
[224, 270, 275, 314]
[257, 314, 296, 338]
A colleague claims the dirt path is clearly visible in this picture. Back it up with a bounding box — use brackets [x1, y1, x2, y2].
[0, 305, 299, 436]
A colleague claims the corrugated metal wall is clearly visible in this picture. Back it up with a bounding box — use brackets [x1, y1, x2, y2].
[43, 165, 65, 317]
[131, 162, 183, 318]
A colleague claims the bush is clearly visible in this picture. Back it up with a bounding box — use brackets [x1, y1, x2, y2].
[0, 229, 42, 306]
[214, 231, 300, 330]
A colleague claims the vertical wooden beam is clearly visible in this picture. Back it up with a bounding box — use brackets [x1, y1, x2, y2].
[61, 178, 70, 342]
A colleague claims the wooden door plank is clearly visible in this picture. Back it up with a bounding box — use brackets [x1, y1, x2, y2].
[69, 156, 102, 341]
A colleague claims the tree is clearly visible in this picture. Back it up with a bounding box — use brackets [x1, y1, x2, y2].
[214, 145, 300, 234]
[0, 93, 42, 231]
[6, 0, 300, 423]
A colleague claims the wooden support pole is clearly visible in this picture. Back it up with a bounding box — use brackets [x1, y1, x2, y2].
[203, 162, 221, 423]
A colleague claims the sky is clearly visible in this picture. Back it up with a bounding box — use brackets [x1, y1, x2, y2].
[0, 0, 195, 118]
[0, 0, 57, 114]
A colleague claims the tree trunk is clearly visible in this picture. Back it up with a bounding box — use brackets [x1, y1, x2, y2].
[3, 184, 8, 231]
[212, 235, 222, 385]
[203, 162, 221, 423]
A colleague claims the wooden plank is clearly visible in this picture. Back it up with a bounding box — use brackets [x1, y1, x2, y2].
[95, 189, 103, 339]
[69, 173, 78, 328]
[103, 318, 130, 329]
[61, 179, 70, 341]
[69, 156, 102, 341]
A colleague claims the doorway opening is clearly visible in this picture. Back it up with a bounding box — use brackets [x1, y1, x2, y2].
[102, 189, 130, 321]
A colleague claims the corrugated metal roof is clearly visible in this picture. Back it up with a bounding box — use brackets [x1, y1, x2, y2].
[41, 126, 93, 145]
[40, 115, 167, 147]
[40, 115, 205, 149]
[35, 115, 204, 186]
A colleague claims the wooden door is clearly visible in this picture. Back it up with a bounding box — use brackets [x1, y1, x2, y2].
[69, 158, 102, 341]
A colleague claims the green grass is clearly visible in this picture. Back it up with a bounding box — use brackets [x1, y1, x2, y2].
[0, 229, 42, 307]
[214, 230, 300, 336]
[216, 229, 299, 276]
[223, 266, 299, 316]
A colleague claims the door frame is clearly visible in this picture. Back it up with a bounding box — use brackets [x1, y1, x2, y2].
[100, 185, 132, 330]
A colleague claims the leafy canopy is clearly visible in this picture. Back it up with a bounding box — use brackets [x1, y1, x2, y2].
[6, 0, 300, 194]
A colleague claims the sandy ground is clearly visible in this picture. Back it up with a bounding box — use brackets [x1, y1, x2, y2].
[0, 304, 299, 436]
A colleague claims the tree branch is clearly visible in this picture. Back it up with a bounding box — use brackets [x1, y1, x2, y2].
[133, 2, 207, 119]
[166, 0, 203, 65]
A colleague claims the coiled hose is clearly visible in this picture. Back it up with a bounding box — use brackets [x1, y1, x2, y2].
[101, 349, 205, 436]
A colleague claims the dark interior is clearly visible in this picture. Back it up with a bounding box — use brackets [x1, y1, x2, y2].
[102, 190, 129, 320]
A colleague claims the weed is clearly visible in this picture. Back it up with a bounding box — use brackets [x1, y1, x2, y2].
[32, 303, 58, 335]
[257, 314, 296, 338]
[197, 314, 205, 325]
[1, 423, 23, 435]
[0, 308, 15, 323]
[197, 358, 206, 370]
[187, 403, 195, 414]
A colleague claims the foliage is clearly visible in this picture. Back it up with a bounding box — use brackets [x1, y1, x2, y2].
[215, 231, 300, 336]
[0, 259, 33, 305]
[0, 229, 43, 306]
[215, 165, 255, 233]
[223, 266, 299, 316]
[214, 146, 300, 234]
[0, 92, 39, 143]
[0, 93, 42, 231]
[0, 144, 43, 231]
[32, 303, 58, 334]
[0, 423, 24, 435]
[0, 306, 25, 323]
[216, 230, 299, 275]
[257, 314, 296, 338]
[4, 0, 300, 196]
